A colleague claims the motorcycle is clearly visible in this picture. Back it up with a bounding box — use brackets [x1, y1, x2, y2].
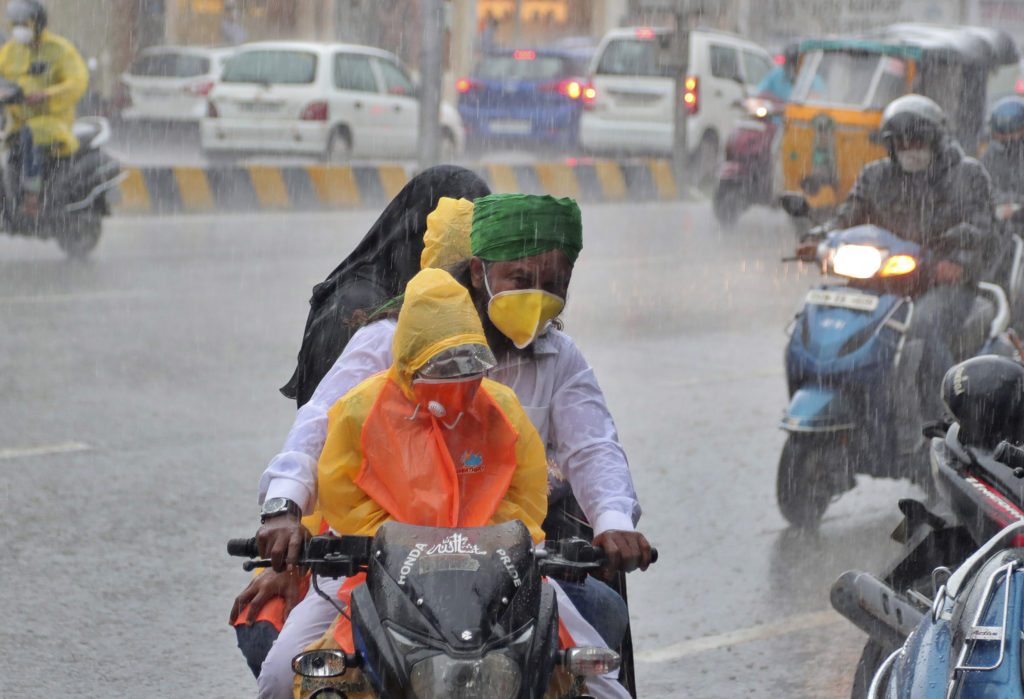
[228, 520, 657, 698]
[776, 215, 1019, 528]
[830, 354, 1024, 697]
[862, 520, 1024, 698]
[712, 93, 784, 229]
[0, 77, 124, 258]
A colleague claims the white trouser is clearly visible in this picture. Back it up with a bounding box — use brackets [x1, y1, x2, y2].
[255, 577, 630, 699]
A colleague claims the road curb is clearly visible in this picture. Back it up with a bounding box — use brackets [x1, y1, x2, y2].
[115, 159, 691, 215]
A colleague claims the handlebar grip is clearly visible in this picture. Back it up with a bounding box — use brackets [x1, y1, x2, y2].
[227, 538, 259, 558]
[649, 547, 659, 564]
[995, 441, 1024, 471]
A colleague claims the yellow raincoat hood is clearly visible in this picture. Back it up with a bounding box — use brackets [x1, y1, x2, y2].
[388, 268, 488, 396]
[420, 197, 475, 269]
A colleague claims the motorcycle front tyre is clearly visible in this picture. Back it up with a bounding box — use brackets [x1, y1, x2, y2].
[57, 212, 101, 259]
[712, 181, 747, 229]
[776, 433, 843, 528]
[850, 638, 896, 699]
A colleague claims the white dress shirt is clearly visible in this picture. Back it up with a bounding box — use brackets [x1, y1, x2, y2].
[260, 318, 641, 535]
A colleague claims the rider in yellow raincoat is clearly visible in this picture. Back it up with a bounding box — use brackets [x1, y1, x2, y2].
[0, 1, 87, 212]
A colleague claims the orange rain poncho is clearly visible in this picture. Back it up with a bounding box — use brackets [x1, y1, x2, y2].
[317, 267, 548, 543]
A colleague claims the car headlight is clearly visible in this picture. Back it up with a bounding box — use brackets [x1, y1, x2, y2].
[831, 244, 884, 279]
[409, 652, 521, 699]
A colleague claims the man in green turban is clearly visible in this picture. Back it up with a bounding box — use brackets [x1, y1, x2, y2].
[247, 192, 650, 697]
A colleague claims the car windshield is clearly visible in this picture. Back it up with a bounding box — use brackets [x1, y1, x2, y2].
[221, 50, 317, 85]
[595, 38, 673, 78]
[475, 53, 587, 81]
[131, 53, 210, 78]
[791, 50, 906, 109]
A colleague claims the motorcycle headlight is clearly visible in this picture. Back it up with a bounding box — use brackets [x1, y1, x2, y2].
[409, 652, 521, 699]
[292, 649, 348, 678]
[831, 244, 884, 279]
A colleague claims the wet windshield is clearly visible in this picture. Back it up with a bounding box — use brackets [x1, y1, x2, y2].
[221, 50, 317, 84]
[791, 50, 907, 108]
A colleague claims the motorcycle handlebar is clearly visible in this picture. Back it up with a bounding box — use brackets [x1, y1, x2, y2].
[995, 441, 1024, 472]
[227, 538, 259, 558]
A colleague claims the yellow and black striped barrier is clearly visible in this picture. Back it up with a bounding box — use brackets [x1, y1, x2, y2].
[116, 159, 684, 215]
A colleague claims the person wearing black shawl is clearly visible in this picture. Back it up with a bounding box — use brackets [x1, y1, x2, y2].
[279, 164, 491, 407]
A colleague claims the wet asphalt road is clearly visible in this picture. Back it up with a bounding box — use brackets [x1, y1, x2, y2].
[0, 200, 927, 697]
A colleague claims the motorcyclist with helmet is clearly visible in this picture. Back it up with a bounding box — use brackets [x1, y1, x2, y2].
[0, 0, 87, 216]
[981, 95, 1024, 202]
[800, 94, 996, 425]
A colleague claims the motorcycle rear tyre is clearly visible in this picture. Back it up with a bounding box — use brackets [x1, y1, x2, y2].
[776, 434, 835, 528]
[850, 638, 896, 699]
[57, 213, 101, 259]
[713, 182, 746, 229]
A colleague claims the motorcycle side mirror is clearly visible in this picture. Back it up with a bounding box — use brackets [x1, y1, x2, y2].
[779, 192, 810, 218]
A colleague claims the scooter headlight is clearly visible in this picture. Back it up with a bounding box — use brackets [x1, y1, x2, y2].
[831, 244, 884, 278]
[879, 254, 917, 277]
[409, 652, 521, 699]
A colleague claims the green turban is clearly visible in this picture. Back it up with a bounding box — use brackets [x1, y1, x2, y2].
[470, 193, 582, 265]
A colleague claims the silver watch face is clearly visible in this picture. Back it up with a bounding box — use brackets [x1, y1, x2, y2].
[262, 497, 290, 516]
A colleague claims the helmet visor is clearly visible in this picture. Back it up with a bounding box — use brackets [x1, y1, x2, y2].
[6, 0, 36, 25]
[415, 343, 496, 380]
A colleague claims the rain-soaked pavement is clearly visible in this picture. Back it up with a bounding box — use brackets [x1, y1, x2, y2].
[0, 198, 927, 697]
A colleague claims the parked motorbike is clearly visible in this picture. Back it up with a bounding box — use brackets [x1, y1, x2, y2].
[0, 77, 124, 258]
[830, 354, 1024, 697]
[713, 93, 784, 229]
[776, 217, 1019, 528]
[228, 520, 657, 698]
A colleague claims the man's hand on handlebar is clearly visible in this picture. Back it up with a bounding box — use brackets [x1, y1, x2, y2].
[230, 568, 304, 625]
[256, 515, 310, 573]
[24, 91, 46, 106]
[593, 529, 653, 573]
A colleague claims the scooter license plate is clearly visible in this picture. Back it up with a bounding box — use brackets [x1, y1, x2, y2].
[805, 289, 879, 312]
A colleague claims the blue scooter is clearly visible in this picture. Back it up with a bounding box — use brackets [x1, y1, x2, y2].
[777, 214, 1016, 527]
[867, 519, 1024, 698]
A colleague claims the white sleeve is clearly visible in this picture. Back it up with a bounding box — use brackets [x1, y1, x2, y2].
[259, 319, 396, 512]
[549, 336, 641, 535]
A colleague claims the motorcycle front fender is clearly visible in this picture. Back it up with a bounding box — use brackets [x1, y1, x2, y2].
[781, 386, 856, 432]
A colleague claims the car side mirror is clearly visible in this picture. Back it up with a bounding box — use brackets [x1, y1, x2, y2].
[779, 192, 810, 218]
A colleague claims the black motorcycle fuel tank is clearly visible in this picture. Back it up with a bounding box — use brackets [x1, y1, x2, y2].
[933, 426, 1024, 544]
[349, 520, 559, 698]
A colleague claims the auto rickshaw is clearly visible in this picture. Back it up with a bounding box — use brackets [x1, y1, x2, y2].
[781, 24, 1019, 224]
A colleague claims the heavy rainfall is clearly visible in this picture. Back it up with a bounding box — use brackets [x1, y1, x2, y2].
[5, 0, 1024, 697]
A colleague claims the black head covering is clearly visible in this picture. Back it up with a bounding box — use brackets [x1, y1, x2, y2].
[281, 165, 491, 407]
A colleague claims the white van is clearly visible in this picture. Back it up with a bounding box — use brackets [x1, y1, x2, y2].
[580, 27, 773, 180]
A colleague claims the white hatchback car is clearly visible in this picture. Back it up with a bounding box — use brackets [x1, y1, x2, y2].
[120, 46, 235, 123]
[200, 41, 465, 161]
[580, 27, 773, 180]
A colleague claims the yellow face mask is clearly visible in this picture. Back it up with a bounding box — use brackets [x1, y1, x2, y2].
[483, 265, 566, 349]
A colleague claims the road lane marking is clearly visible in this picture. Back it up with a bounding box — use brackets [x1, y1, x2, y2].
[635, 609, 843, 663]
[0, 442, 91, 460]
[0, 290, 147, 304]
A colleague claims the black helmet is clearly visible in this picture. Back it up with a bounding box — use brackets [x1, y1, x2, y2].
[880, 94, 948, 153]
[990, 96, 1024, 142]
[7, 0, 46, 32]
[941, 355, 1024, 449]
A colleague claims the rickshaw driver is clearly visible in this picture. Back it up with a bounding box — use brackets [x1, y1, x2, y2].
[800, 94, 996, 424]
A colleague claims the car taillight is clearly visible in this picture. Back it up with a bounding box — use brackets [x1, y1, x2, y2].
[683, 75, 698, 116]
[1017, 78, 1024, 95]
[582, 82, 597, 110]
[206, 99, 218, 118]
[185, 80, 215, 97]
[456, 78, 481, 93]
[114, 80, 131, 109]
[300, 100, 328, 121]
[539, 79, 583, 99]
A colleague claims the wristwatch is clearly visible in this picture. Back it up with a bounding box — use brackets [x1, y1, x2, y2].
[260, 497, 301, 523]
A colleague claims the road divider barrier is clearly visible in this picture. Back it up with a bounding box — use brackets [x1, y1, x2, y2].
[115, 159, 685, 214]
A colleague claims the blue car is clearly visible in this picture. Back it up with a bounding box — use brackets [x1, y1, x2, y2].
[456, 47, 594, 150]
